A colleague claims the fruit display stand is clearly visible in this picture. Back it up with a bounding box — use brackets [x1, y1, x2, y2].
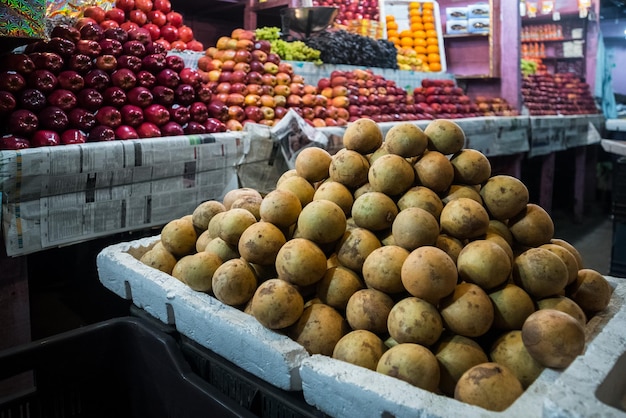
[96, 234, 626, 417]
[0, 131, 244, 257]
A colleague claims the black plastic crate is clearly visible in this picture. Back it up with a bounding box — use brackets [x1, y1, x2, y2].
[180, 336, 328, 418]
[610, 219, 626, 278]
[0, 317, 255, 418]
[613, 157, 626, 205]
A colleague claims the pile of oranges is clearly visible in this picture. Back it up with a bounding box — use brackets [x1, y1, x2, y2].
[386, 2, 442, 72]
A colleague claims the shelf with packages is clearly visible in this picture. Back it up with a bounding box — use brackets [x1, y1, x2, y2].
[521, 14, 588, 78]
[439, 0, 500, 79]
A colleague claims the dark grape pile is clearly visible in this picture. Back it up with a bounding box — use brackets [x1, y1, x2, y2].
[304, 30, 398, 69]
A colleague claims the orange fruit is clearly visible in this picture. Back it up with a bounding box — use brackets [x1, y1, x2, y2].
[410, 22, 424, 32]
[422, 2, 434, 9]
[399, 29, 413, 38]
[429, 62, 442, 72]
[422, 15, 435, 23]
[400, 37, 413, 47]
[426, 29, 438, 38]
[414, 45, 427, 54]
[426, 37, 438, 45]
[409, 9, 421, 17]
[422, 7, 433, 15]
[409, 2, 420, 9]
[417, 53, 428, 62]
[387, 21, 398, 30]
[386, 15, 395, 21]
[388, 36, 400, 45]
[426, 44, 439, 53]
[423, 22, 436, 31]
[427, 53, 440, 63]
[413, 30, 426, 39]
[413, 38, 427, 47]
[410, 17, 423, 25]
[387, 29, 398, 38]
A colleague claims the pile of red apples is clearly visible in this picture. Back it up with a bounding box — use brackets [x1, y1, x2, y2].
[318, 68, 420, 123]
[0, 21, 224, 149]
[82, 0, 203, 51]
[522, 73, 598, 116]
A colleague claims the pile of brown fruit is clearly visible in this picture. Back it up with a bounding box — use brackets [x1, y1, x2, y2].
[139, 117, 612, 412]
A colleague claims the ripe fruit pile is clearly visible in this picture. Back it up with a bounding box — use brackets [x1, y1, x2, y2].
[255, 27, 322, 63]
[198, 28, 324, 129]
[317, 69, 420, 123]
[141, 117, 611, 412]
[413, 79, 519, 119]
[522, 73, 599, 116]
[82, 0, 203, 51]
[0, 21, 224, 149]
[386, 2, 443, 72]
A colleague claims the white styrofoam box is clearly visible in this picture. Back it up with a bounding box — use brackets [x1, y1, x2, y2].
[96, 236, 310, 391]
[300, 277, 626, 418]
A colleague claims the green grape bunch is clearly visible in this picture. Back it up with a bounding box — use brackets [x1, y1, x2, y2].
[255, 27, 323, 64]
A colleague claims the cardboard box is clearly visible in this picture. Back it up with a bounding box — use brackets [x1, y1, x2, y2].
[468, 17, 490, 33]
[467, 3, 490, 18]
[446, 20, 469, 34]
[446, 7, 468, 20]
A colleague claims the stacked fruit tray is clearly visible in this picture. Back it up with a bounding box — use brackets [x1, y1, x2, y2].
[97, 236, 625, 416]
[98, 117, 626, 417]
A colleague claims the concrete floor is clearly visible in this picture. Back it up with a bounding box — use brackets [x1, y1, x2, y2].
[551, 205, 615, 275]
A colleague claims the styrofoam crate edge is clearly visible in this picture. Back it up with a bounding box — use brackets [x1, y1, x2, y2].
[300, 277, 626, 418]
[170, 288, 308, 391]
[96, 235, 179, 324]
[542, 277, 626, 418]
[96, 235, 310, 391]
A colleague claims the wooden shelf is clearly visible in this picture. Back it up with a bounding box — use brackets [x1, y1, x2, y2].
[443, 33, 489, 39]
[521, 37, 584, 44]
[250, 0, 288, 12]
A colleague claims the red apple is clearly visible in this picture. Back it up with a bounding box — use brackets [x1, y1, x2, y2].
[8, 109, 38, 136]
[68, 107, 97, 131]
[38, 106, 69, 131]
[143, 103, 170, 126]
[17, 89, 46, 110]
[174, 83, 195, 105]
[103, 86, 127, 107]
[137, 70, 157, 89]
[61, 128, 87, 145]
[184, 121, 207, 134]
[127, 86, 154, 108]
[28, 69, 57, 93]
[95, 55, 118, 72]
[156, 68, 180, 89]
[136, 122, 161, 138]
[160, 121, 183, 136]
[89, 125, 116, 141]
[31, 130, 60, 147]
[115, 125, 139, 140]
[117, 55, 142, 73]
[83, 6, 106, 23]
[103, 27, 129, 44]
[120, 104, 145, 127]
[189, 102, 208, 123]
[99, 38, 123, 57]
[204, 118, 226, 133]
[47, 89, 77, 111]
[0, 71, 26, 92]
[166, 11, 183, 27]
[50, 25, 81, 44]
[47, 37, 76, 58]
[147, 10, 167, 26]
[0, 90, 16, 113]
